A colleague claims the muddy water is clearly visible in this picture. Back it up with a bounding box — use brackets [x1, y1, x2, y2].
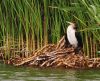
[0, 64, 100, 81]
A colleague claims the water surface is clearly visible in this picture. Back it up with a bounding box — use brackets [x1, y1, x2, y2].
[0, 64, 100, 81]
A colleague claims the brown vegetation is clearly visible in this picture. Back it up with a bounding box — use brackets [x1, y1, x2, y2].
[2, 36, 99, 69]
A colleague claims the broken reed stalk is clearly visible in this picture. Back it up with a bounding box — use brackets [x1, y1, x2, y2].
[1, 36, 100, 69]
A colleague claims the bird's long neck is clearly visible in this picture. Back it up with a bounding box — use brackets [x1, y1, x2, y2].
[67, 25, 76, 32]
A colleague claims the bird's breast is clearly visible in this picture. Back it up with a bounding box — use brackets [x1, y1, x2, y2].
[67, 29, 78, 48]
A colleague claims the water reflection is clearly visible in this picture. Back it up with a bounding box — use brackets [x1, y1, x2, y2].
[0, 64, 100, 81]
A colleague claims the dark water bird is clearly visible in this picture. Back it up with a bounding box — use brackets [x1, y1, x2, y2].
[65, 21, 83, 53]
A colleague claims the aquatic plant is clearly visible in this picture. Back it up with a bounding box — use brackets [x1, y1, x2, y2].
[0, 0, 100, 59]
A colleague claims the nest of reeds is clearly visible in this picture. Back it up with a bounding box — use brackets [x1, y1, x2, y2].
[7, 36, 100, 69]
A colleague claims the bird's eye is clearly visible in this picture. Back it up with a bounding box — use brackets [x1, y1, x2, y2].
[74, 27, 77, 29]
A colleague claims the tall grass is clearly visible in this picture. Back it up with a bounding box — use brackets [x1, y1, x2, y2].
[0, 0, 100, 59]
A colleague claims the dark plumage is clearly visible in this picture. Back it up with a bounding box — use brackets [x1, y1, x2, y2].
[75, 32, 83, 48]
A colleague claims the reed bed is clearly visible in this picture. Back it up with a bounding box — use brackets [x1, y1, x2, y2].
[0, 0, 100, 60]
[7, 37, 100, 69]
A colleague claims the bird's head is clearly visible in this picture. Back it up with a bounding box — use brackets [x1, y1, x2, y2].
[66, 21, 77, 29]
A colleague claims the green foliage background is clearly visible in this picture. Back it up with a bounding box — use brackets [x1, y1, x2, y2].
[0, 0, 100, 58]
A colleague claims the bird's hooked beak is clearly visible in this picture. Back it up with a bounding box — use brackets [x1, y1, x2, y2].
[66, 21, 73, 24]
